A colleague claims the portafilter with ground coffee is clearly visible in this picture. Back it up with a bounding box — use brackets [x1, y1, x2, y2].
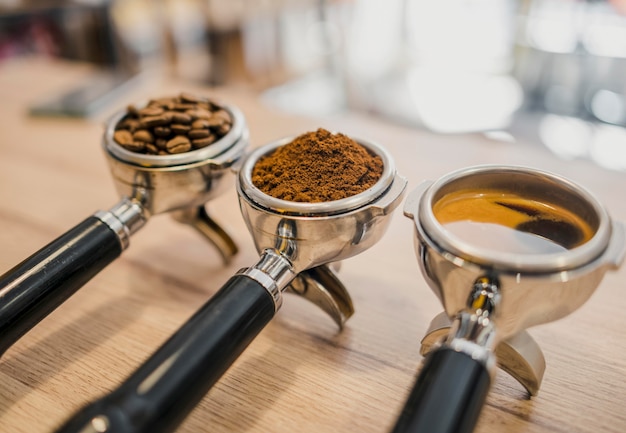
[0, 94, 248, 358]
[392, 165, 625, 433]
[54, 133, 407, 433]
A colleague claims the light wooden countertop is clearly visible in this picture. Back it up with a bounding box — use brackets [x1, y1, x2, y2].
[0, 58, 625, 433]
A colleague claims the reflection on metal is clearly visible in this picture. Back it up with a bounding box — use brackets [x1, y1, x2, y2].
[420, 312, 546, 396]
[171, 205, 238, 264]
[288, 264, 354, 329]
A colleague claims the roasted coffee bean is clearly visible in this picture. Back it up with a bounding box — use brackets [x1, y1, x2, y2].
[192, 135, 216, 149]
[171, 112, 192, 124]
[124, 141, 146, 152]
[127, 104, 140, 116]
[213, 110, 231, 123]
[171, 124, 191, 134]
[149, 97, 173, 107]
[173, 103, 196, 111]
[215, 123, 231, 135]
[188, 129, 211, 139]
[155, 138, 168, 150]
[141, 115, 171, 128]
[197, 101, 217, 111]
[179, 92, 206, 104]
[145, 143, 159, 154]
[138, 106, 164, 117]
[114, 130, 134, 146]
[191, 119, 210, 129]
[206, 117, 224, 128]
[162, 111, 177, 122]
[186, 109, 213, 120]
[129, 120, 142, 132]
[128, 119, 142, 132]
[133, 130, 154, 143]
[116, 118, 140, 132]
[153, 126, 172, 137]
[150, 99, 175, 110]
[166, 136, 192, 153]
[113, 93, 232, 155]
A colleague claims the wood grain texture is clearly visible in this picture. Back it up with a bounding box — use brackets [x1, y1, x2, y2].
[0, 57, 625, 433]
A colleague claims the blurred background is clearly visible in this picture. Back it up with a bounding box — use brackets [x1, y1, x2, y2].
[1, 0, 626, 172]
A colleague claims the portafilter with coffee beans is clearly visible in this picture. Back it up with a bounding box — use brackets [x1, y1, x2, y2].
[0, 94, 248, 358]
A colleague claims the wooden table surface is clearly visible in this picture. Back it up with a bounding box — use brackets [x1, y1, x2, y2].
[0, 58, 625, 433]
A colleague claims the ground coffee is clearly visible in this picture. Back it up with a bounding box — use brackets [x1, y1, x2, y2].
[113, 93, 232, 155]
[252, 128, 383, 202]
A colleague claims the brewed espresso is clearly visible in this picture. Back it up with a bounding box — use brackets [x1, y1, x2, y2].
[433, 189, 594, 254]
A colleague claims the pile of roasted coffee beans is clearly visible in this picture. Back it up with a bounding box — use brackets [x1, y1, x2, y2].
[113, 93, 232, 155]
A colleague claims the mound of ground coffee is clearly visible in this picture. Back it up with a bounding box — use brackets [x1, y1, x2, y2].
[113, 92, 232, 155]
[252, 128, 383, 202]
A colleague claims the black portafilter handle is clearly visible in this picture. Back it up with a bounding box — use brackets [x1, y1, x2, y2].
[55, 274, 276, 433]
[0, 216, 123, 357]
[391, 345, 492, 433]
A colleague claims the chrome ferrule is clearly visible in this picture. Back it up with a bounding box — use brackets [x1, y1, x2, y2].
[95, 198, 147, 250]
[441, 314, 497, 380]
[236, 249, 297, 312]
[441, 277, 500, 377]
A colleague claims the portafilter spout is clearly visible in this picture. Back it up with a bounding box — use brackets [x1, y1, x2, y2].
[0, 96, 248, 357]
[55, 134, 407, 433]
[392, 165, 625, 433]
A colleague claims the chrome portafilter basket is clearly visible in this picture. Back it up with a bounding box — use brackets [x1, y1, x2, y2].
[237, 137, 407, 326]
[392, 165, 625, 433]
[101, 104, 248, 261]
[0, 99, 248, 357]
[55, 135, 407, 433]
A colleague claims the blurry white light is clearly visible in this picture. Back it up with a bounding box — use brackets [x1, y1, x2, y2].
[484, 131, 516, 143]
[306, 21, 342, 56]
[405, 0, 515, 73]
[590, 90, 626, 125]
[345, 0, 404, 82]
[112, 2, 162, 55]
[538, 114, 591, 159]
[589, 124, 626, 171]
[527, 18, 578, 53]
[407, 68, 523, 133]
[261, 72, 344, 116]
[583, 24, 626, 58]
[169, 1, 208, 45]
[524, 0, 580, 54]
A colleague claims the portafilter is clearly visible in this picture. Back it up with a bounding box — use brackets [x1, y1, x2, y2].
[54, 135, 407, 433]
[392, 165, 625, 433]
[0, 98, 248, 357]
